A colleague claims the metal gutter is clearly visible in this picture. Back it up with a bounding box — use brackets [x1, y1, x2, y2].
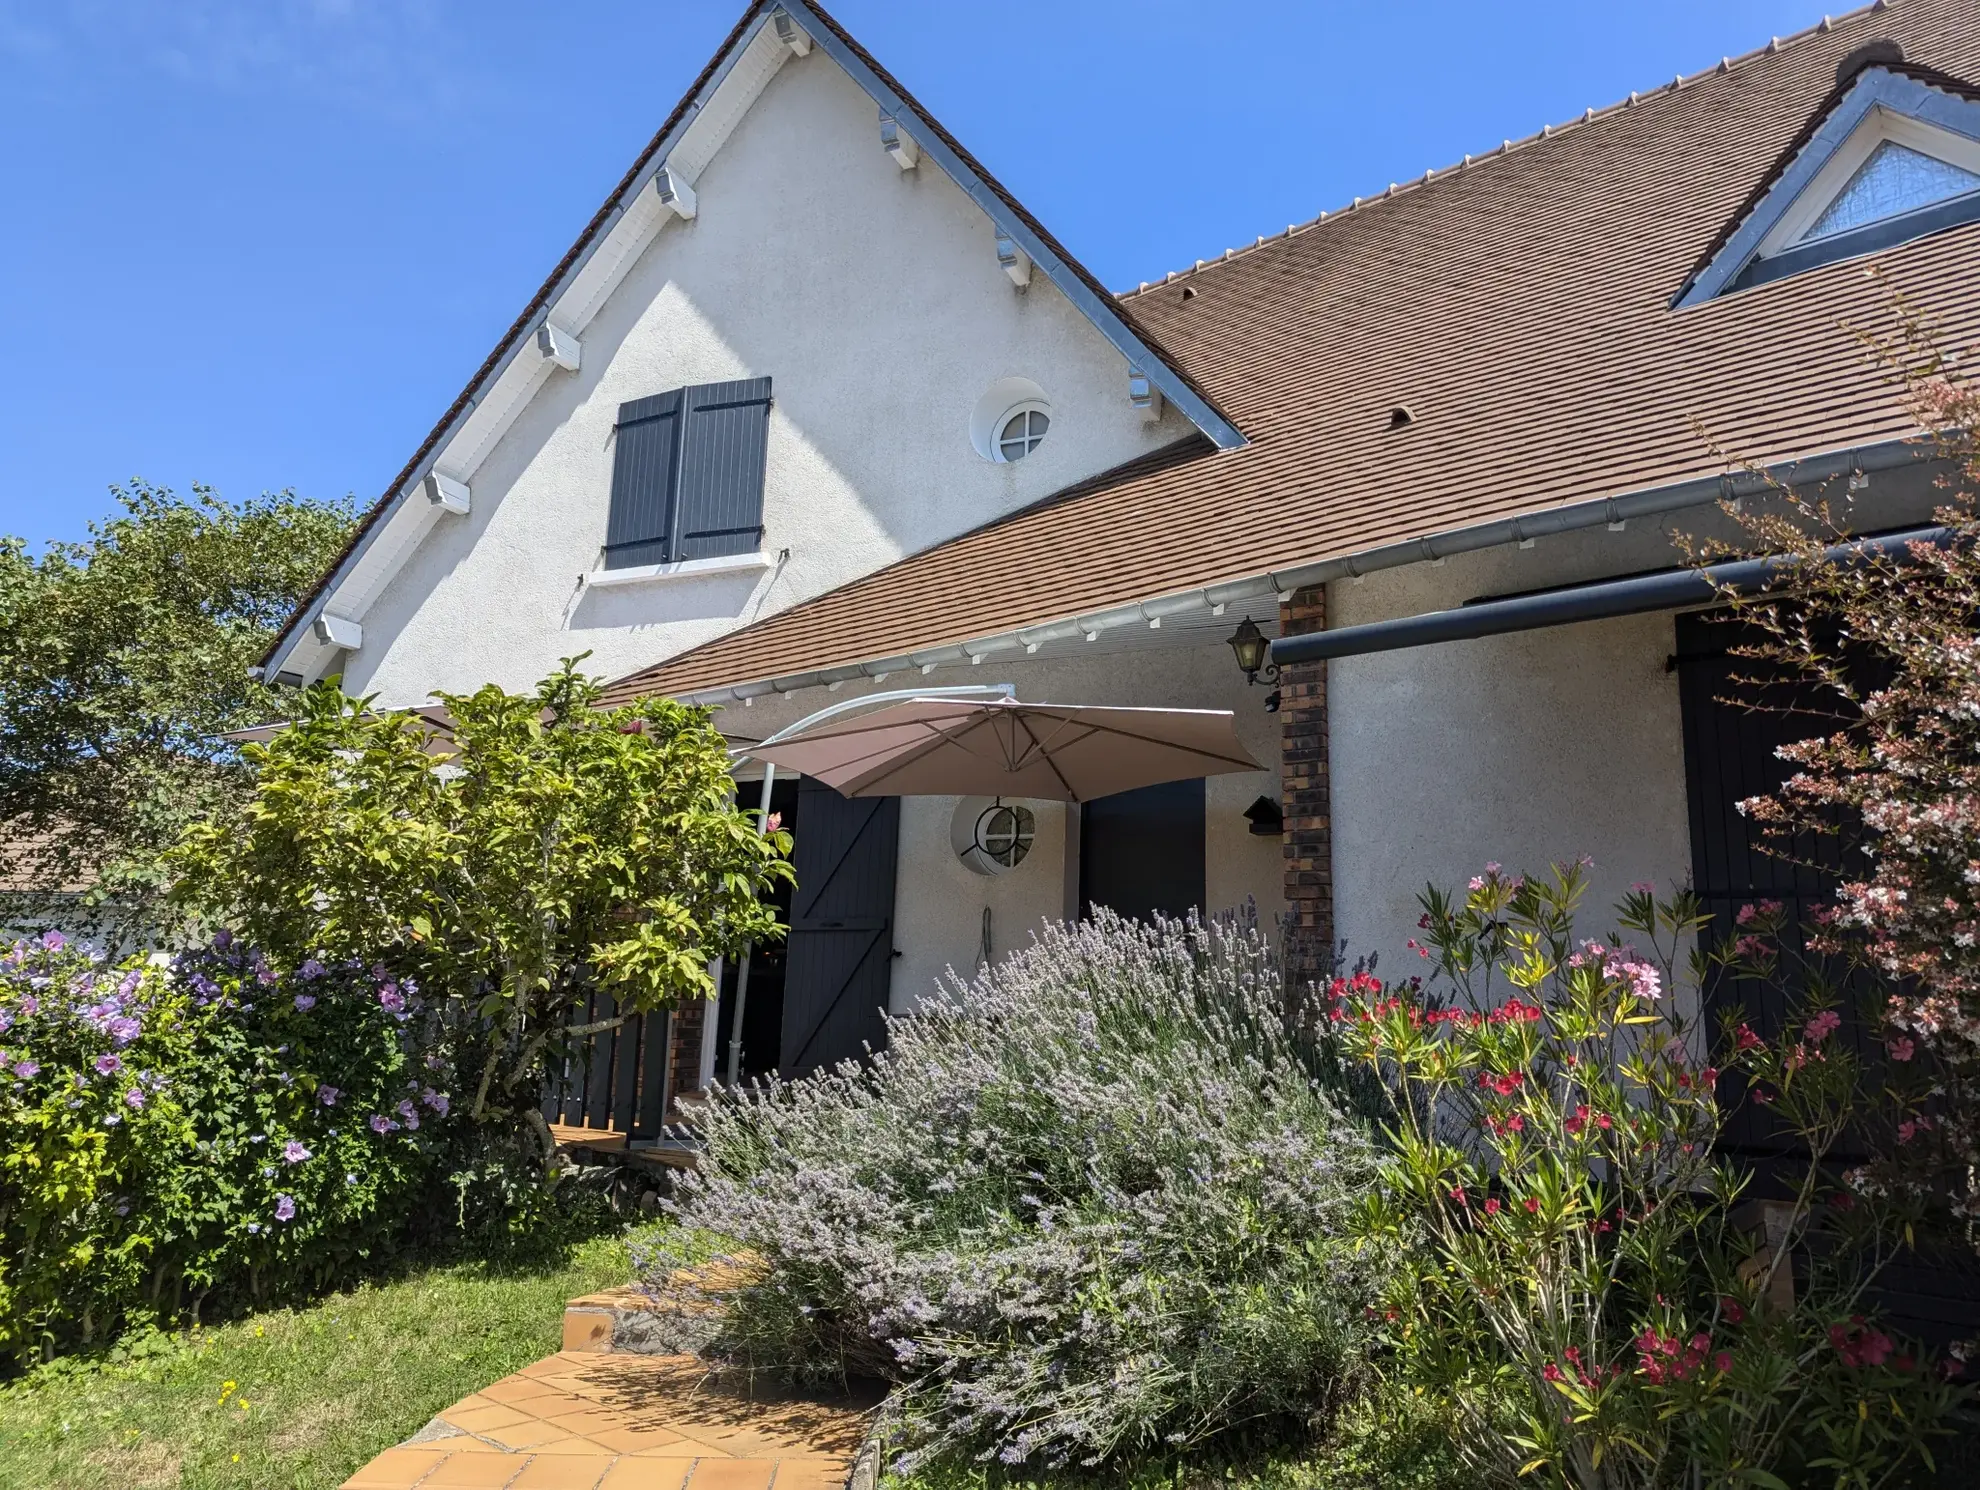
[676, 435, 1930, 706]
[1273, 525, 1951, 665]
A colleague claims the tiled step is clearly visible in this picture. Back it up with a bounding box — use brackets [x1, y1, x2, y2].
[564, 1259, 760, 1357]
[339, 1350, 883, 1490]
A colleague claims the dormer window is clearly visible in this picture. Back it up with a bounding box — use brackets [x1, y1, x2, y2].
[1675, 65, 1980, 308]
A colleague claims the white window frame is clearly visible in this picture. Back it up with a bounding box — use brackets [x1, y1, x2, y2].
[991, 401, 1051, 464]
[1754, 107, 1980, 258]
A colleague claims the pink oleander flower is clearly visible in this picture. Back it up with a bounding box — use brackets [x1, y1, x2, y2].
[1888, 1036, 1915, 1062]
[1804, 1009, 1842, 1044]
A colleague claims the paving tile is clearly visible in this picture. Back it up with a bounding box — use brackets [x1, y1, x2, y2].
[544, 1408, 631, 1436]
[419, 1451, 531, 1488]
[682, 1460, 776, 1490]
[599, 1460, 698, 1490]
[765, 1457, 853, 1490]
[479, 1377, 568, 1407]
[341, 1445, 453, 1488]
[447, 1404, 535, 1434]
[589, 1426, 690, 1455]
[529, 1436, 623, 1457]
[480, 1421, 583, 1452]
[508, 1459, 613, 1490]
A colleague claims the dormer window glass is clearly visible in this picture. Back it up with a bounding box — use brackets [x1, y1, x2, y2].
[1800, 140, 1980, 242]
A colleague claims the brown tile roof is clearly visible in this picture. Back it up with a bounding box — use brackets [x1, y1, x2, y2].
[261, 1, 1226, 675]
[604, 0, 1980, 705]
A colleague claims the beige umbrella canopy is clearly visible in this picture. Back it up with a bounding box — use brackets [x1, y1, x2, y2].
[744, 696, 1262, 802]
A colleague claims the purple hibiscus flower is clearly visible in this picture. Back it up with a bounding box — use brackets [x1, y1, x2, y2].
[273, 1195, 296, 1222]
[124, 1087, 146, 1109]
[421, 1088, 450, 1117]
[12, 1060, 39, 1080]
[293, 994, 316, 1012]
[93, 1053, 121, 1076]
[317, 1085, 340, 1107]
[282, 1140, 310, 1164]
[377, 987, 404, 1014]
[368, 1114, 395, 1134]
[299, 958, 326, 981]
[40, 931, 65, 952]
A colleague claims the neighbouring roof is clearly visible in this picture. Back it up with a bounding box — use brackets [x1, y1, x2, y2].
[260, 0, 1236, 679]
[605, 0, 1980, 706]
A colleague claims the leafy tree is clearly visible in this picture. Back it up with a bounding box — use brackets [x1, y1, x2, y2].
[163, 662, 793, 1166]
[0, 482, 355, 928]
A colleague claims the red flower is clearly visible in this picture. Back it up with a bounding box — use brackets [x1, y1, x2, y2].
[1713, 1351, 1732, 1373]
[1484, 1198, 1502, 1215]
[1720, 1298, 1745, 1324]
[1542, 1362, 1564, 1383]
[1736, 1024, 1764, 1052]
[1449, 1185, 1467, 1206]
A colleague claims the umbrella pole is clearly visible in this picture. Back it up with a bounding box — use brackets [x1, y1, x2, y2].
[726, 763, 776, 1087]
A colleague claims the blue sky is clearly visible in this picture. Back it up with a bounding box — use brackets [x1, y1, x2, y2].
[0, 0, 1837, 548]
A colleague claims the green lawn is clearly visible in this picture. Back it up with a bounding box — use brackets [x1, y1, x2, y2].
[0, 1233, 636, 1490]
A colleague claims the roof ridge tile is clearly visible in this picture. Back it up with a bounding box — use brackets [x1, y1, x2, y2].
[1118, 0, 1903, 299]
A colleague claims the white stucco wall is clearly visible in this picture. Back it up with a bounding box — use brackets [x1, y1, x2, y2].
[729, 640, 1284, 1012]
[342, 46, 1185, 706]
[1327, 525, 1702, 975]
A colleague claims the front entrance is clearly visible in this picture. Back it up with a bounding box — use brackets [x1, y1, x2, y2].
[1079, 777, 1205, 923]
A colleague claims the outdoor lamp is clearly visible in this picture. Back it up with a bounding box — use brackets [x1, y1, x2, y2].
[1226, 617, 1278, 686]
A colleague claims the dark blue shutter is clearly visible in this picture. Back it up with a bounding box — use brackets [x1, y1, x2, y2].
[673, 378, 772, 560]
[604, 389, 683, 569]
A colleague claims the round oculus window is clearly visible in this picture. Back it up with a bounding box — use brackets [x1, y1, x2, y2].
[973, 802, 1035, 869]
[995, 406, 1050, 462]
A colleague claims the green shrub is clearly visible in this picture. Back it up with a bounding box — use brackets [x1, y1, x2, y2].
[0, 931, 445, 1361]
[646, 909, 1388, 1475]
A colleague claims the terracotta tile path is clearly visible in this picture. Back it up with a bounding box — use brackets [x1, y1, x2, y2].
[340, 1351, 882, 1490]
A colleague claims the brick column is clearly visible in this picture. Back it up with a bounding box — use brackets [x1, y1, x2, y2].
[1279, 584, 1333, 988]
[668, 1000, 705, 1106]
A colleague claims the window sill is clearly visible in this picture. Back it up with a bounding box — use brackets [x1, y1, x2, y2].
[586, 551, 776, 588]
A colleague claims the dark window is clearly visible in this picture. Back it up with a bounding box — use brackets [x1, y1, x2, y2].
[603, 377, 771, 569]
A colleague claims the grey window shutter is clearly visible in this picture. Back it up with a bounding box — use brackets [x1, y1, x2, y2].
[604, 389, 683, 569]
[673, 377, 772, 561]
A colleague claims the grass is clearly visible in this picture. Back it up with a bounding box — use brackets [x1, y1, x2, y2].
[0, 1230, 640, 1490]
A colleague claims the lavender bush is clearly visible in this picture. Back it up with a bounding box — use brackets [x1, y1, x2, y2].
[647, 909, 1388, 1474]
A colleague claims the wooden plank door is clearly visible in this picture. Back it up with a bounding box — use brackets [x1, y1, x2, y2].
[780, 781, 899, 1076]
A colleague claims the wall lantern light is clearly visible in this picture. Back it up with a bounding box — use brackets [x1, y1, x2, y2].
[1226, 617, 1280, 687]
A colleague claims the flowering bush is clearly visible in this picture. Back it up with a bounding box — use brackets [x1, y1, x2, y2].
[645, 909, 1387, 1474]
[0, 931, 448, 1361]
[1337, 862, 1961, 1490]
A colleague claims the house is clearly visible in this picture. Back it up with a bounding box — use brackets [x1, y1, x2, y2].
[263, 0, 1980, 1109]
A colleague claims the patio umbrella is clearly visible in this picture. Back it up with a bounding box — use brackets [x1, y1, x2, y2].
[743, 696, 1263, 802]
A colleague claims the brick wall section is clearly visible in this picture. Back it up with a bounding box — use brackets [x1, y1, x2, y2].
[1279, 584, 1333, 988]
[667, 1001, 704, 1107]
